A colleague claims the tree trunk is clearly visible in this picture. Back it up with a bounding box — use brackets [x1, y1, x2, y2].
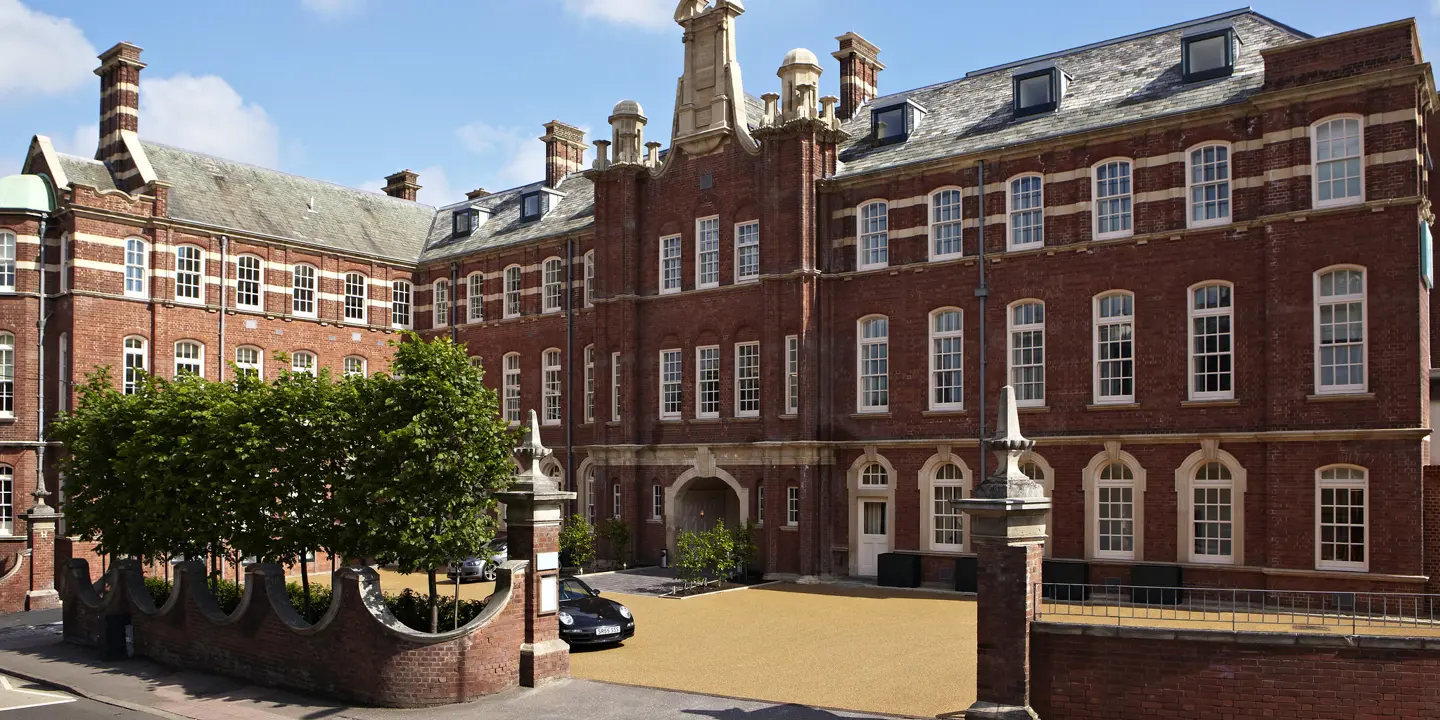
[453, 574, 461, 630]
[427, 568, 438, 633]
[300, 550, 312, 622]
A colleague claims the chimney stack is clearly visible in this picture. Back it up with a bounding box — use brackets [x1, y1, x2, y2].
[95, 42, 145, 168]
[383, 170, 421, 201]
[465, 187, 491, 200]
[833, 32, 883, 121]
[541, 121, 587, 187]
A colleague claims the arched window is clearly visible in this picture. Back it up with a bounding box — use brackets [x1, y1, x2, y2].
[503, 353, 521, 423]
[175, 245, 204, 303]
[291, 264, 316, 317]
[1092, 158, 1133, 239]
[1094, 461, 1137, 559]
[929, 188, 963, 260]
[858, 200, 889, 270]
[857, 315, 889, 412]
[0, 332, 12, 417]
[390, 280, 412, 329]
[1093, 291, 1135, 404]
[929, 308, 963, 410]
[584, 250, 596, 305]
[291, 350, 317, 376]
[0, 465, 12, 535]
[504, 265, 522, 318]
[467, 272, 484, 323]
[174, 340, 204, 377]
[432, 279, 450, 328]
[235, 346, 262, 378]
[543, 257, 564, 312]
[236, 255, 263, 310]
[860, 463, 888, 487]
[1316, 465, 1367, 571]
[122, 336, 147, 394]
[584, 345, 595, 422]
[1008, 300, 1045, 406]
[1314, 266, 1365, 394]
[1189, 461, 1236, 564]
[1189, 282, 1233, 400]
[344, 272, 367, 323]
[1020, 455, 1054, 557]
[1312, 115, 1364, 208]
[928, 461, 967, 552]
[1007, 174, 1044, 250]
[585, 466, 596, 524]
[1187, 143, 1231, 227]
[124, 237, 148, 298]
[542, 348, 562, 425]
[343, 356, 367, 377]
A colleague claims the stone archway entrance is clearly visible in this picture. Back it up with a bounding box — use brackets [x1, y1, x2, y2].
[664, 465, 748, 555]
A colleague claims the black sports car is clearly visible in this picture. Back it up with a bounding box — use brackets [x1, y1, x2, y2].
[557, 576, 635, 646]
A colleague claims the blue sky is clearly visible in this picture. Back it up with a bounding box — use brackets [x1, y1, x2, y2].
[2, 0, 1436, 206]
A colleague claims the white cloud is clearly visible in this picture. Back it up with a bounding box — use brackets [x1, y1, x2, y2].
[300, 0, 365, 18]
[561, 0, 672, 30]
[142, 74, 280, 168]
[52, 124, 96, 159]
[455, 121, 546, 190]
[0, 0, 97, 98]
[413, 165, 457, 206]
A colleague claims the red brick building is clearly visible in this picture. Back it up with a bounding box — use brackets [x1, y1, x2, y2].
[3, 6, 1438, 602]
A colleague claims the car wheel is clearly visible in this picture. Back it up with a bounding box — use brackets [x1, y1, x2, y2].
[483, 565, 497, 581]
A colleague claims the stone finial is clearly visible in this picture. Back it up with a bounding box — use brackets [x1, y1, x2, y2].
[760, 92, 779, 126]
[972, 385, 1044, 500]
[592, 140, 611, 170]
[609, 100, 647, 165]
[820, 96, 839, 129]
[513, 410, 556, 492]
[645, 141, 662, 167]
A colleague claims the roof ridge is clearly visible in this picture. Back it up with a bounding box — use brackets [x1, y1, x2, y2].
[53, 152, 106, 166]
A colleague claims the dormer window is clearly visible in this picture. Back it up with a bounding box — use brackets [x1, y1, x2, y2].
[520, 191, 548, 222]
[871, 98, 926, 146]
[1013, 63, 1067, 118]
[453, 208, 478, 236]
[1182, 24, 1236, 83]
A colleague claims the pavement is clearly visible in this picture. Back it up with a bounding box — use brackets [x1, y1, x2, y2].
[580, 566, 687, 596]
[0, 612, 913, 720]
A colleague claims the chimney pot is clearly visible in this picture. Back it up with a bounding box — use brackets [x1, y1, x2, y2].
[383, 169, 421, 201]
[465, 187, 491, 200]
[833, 32, 883, 121]
[541, 120, 588, 187]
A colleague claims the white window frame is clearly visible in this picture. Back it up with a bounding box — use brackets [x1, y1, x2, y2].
[1092, 158, 1134, 240]
[785, 334, 799, 415]
[390, 280, 412, 329]
[0, 333, 13, 418]
[757, 485, 765, 527]
[467, 272, 484, 323]
[696, 345, 720, 419]
[1314, 266, 1367, 395]
[926, 460, 968, 552]
[173, 340, 204, 377]
[652, 484, 663, 520]
[612, 484, 622, 520]
[504, 265, 522, 318]
[343, 356, 367, 377]
[344, 272, 367, 324]
[696, 216, 720, 289]
[542, 348, 562, 426]
[1311, 114, 1365, 209]
[583, 345, 595, 423]
[1315, 464, 1369, 572]
[857, 200, 889, 270]
[928, 307, 964, 411]
[291, 350, 317, 376]
[735, 220, 760, 282]
[124, 237, 148, 298]
[503, 353, 521, 424]
[0, 233, 14, 294]
[857, 315, 889, 413]
[58, 232, 70, 293]
[1185, 142, 1232, 229]
[174, 244, 204, 304]
[291, 264, 317, 318]
[735, 341, 760, 417]
[432, 279, 449, 328]
[1093, 291, 1135, 405]
[1188, 281, 1234, 401]
[660, 235, 682, 294]
[1007, 299, 1045, 407]
[610, 351, 621, 422]
[57, 332, 68, 412]
[584, 250, 595, 307]
[1086, 456, 1144, 561]
[660, 348, 682, 420]
[542, 257, 564, 313]
[236, 255, 263, 311]
[585, 467, 596, 524]
[786, 486, 800, 526]
[1006, 173, 1045, 251]
[235, 345, 263, 378]
[122, 336, 147, 394]
[0, 466, 12, 535]
[1177, 455, 1245, 566]
[928, 187, 964, 261]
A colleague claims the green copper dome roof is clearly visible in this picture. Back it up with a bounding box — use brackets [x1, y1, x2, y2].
[0, 174, 56, 214]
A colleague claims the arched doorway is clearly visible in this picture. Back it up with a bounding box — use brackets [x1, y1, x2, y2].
[665, 466, 748, 555]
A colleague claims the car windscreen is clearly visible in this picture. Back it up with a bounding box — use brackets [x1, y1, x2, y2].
[558, 579, 592, 601]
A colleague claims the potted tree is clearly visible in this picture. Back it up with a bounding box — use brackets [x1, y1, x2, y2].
[559, 514, 596, 574]
[600, 518, 632, 570]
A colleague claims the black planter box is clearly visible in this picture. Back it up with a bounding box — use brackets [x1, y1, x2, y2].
[953, 556, 977, 593]
[1041, 559, 1090, 601]
[1130, 564, 1184, 605]
[876, 553, 921, 588]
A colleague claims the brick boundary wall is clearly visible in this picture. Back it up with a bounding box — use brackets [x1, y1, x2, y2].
[59, 558, 532, 707]
[1031, 623, 1440, 719]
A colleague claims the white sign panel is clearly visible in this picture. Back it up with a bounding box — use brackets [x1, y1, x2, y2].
[540, 575, 558, 613]
[537, 551, 559, 571]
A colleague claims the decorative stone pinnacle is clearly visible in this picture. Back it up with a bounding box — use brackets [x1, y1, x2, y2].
[513, 409, 555, 492]
[973, 385, 1044, 500]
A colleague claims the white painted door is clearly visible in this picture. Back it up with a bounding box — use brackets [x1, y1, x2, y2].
[857, 500, 888, 576]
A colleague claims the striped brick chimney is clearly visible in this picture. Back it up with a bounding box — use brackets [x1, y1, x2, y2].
[832, 32, 883, 121]
[383, 170, 421, 201]
[95, 42, 145, 174]
[541, 121, 587, 187]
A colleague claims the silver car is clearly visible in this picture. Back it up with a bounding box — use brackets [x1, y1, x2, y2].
[446, 540, 508, 582]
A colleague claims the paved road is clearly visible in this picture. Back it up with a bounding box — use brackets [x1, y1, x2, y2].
[0, 673, 149, 718]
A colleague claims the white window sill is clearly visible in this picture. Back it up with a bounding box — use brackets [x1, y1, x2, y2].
[1183, 397, 1238, 407]
[735, 412, 760, 419]
[1308, 391, 1373, 402]
[697, 282, 719, 290]
[1095, 230, 1133, 242]
[659, 288, 681, 296]
[735, 276, 759, 284]
[503, 314, 520, 320]
[1314, 196, 1364, 211]
[1008, 243, 1044, 253]
[647, 518, 662, 525]
[174, 298, 203, 305]
[851, 411, 891, 418]
[1086, 401, 1138, 410]
[923, 407, 965, 416]
[929, 253, 964, 263]
[1186, 217, 1232, 230]
[659, 416, 681, 422]
[782, 524, 798, 531]
[1316, 562, 1369, 573]
[543, 308, 561, 315]
[857, 264, 889, 272]
[1017, 404, 1049, 413]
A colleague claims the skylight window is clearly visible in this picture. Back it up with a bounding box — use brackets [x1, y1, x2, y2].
[1182, 24, 1236, 83]
[1012, 63, 1067, 118]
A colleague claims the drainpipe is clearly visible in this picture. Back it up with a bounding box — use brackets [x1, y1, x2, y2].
[217, 236, 228, 381]
[449, 262, 458, 342]
[33, 215, 49, 513]
[564, 236, 574, 496]
[975, 160, 988, 482]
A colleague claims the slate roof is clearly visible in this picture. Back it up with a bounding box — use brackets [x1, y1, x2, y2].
[835, 10, 1308, 179]
[55, 154, 118, 193]
[420, 175, 596, 262]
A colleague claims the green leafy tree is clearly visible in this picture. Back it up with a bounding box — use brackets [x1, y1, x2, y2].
[337, 333, 515, 632]
[705, 520, 737, 585]
[559, 514, 597, 569]
[673, 528, 708, 591]
[730, 519, 759, 580]
[599, 518, 631, 568]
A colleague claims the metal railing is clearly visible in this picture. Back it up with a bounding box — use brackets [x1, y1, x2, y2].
[1034, 583, 1440, 636]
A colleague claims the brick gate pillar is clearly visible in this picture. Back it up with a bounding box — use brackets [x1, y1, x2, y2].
[23, 500, 61, 611]
[953, 386, 1050, 719]
[499, 410, 577, 688]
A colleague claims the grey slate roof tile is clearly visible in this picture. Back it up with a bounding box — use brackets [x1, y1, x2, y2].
[420, 175, 595, 262]
[55, 154, 118, 194]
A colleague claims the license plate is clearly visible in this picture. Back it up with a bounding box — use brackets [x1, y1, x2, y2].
[594, 625, 620, 635]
